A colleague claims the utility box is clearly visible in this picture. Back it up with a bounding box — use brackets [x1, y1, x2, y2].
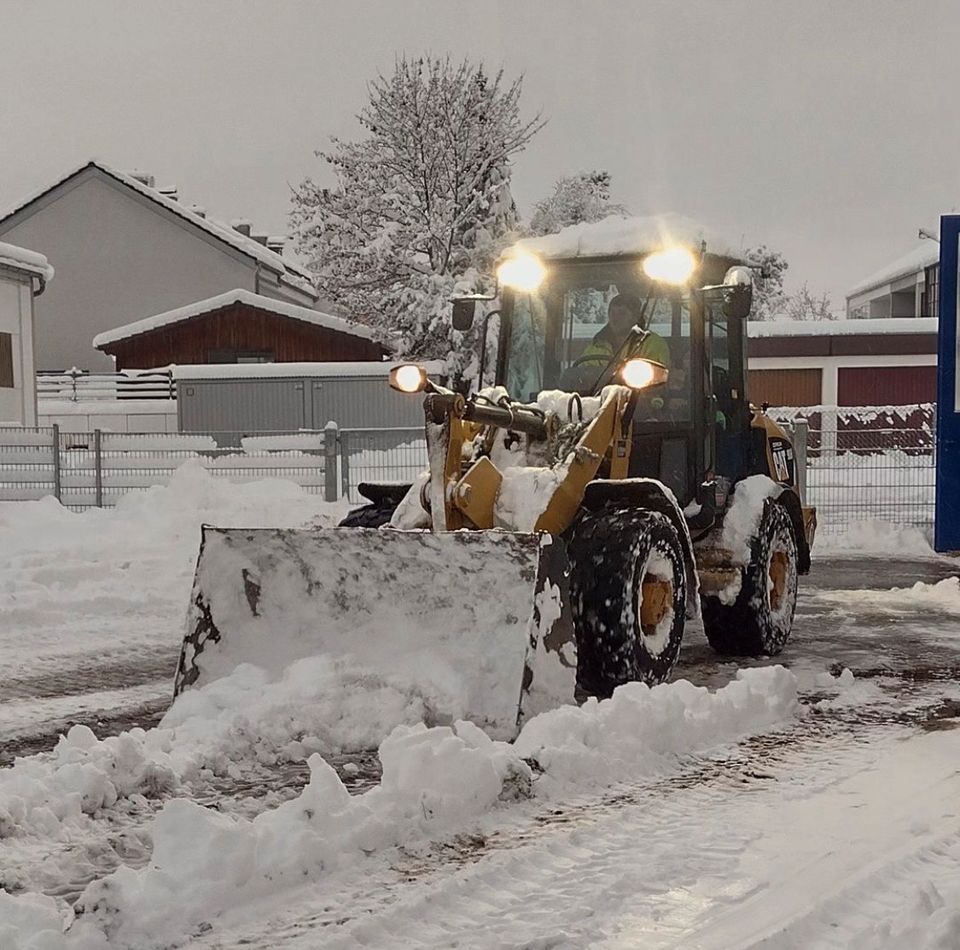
[174, 361, 440, 442]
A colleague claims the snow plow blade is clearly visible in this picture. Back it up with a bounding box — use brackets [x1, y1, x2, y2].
[175, 527, 575, 739]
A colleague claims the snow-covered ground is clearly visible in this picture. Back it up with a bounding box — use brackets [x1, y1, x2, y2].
[1, 467, 959, 949]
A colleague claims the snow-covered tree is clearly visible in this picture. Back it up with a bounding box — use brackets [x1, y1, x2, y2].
[528, 170, 627, 236]
[291, 56, 544, 371]
[743, 245, 789, 321]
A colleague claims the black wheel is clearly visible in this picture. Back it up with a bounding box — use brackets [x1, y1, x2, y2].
[568, 509, 687, 699]
[338, 503, 395, 528]
[701, 500, 798, 656]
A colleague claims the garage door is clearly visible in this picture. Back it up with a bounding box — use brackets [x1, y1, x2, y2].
[838, 366, 937, 406]
[748, 368, 822, 408]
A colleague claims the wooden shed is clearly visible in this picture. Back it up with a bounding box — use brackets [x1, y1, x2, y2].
[92, 288, 388, 370]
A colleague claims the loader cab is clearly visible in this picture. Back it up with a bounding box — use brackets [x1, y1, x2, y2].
[493, 252, 751, 507]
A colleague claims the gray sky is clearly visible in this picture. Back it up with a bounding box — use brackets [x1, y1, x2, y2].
[1, 0, 957, 307]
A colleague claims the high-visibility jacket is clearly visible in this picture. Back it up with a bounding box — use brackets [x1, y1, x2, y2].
[579, 324, 671, 368]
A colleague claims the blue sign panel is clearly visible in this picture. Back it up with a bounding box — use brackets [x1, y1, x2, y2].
[935, 215, 960, 551]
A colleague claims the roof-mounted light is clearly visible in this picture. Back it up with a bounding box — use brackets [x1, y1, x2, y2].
[496, 252, 547, 292]
[642, 247, 697, 286]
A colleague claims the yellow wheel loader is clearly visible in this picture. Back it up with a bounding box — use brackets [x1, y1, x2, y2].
[174, 217, 816, 739]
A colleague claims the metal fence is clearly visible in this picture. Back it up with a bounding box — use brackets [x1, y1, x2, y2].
[801, 422, 935, 533]
[0, 410, 939, 530]
[0, 424, 427, 509]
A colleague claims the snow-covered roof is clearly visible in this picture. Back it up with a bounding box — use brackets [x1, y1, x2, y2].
[748, 316, 938, 337]
[847, 244, 939, 299]
[0, 161, 316, 293]
[173, 359, 445, 381]
[513, 214, 741, 262]
[0, 240, 54, 281]
[93, 288, 381, 349]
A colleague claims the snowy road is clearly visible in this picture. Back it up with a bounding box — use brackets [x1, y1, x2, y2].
[2, 473, 960, 949]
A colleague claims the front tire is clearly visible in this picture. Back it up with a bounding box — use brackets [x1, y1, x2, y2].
[701, 500, 798, 656]
[338, 503, 395, 528]
[569, 509, 687, 699]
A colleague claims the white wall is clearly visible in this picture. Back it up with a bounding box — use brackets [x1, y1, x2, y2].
[37, 399, 178, 433]
[0, 270, 37, 425]
[0, 172, 260, 372]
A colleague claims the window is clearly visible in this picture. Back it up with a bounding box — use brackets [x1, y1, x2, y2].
[207, 348, 274, 364]
[0, 332, 13, 388]
[924, 264, 939, 318]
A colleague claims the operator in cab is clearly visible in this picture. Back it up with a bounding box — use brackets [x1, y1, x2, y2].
[560, 291, 669, 394]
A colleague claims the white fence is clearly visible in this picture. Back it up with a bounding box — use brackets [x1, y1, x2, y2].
[36, 369, 176, 402]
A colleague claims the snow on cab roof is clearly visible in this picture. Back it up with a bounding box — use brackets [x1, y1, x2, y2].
[0, 160, 316, 292]
[173, 359, 445, 381]
[93, 288, 381, 349]
[747, 316, 938, 337]
[0, 240, 54, 282]
[513, 214, 741, 261]
[847, 243, 939, 299]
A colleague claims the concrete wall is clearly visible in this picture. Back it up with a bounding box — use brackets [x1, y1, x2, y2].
[0, 171, 304, 373]
[0, 269, 37, 425]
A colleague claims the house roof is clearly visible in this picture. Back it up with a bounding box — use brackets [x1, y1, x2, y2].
[0, 241, 54, 281]
[846, 243, 939, 299]
[93, 288, 382, 350]
[0, 160, 316, 295]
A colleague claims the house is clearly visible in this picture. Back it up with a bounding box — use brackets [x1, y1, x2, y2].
[0, 241, 54, 426]
[747, 317, 937, 407]
[92, 288, 388, 369]
[0, 161, 320, 373]
[846, 242, 939, 320]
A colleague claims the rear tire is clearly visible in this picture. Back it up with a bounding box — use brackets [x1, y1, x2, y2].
[569, 509, 687, 699]
[701, 500, 798, 656]
[338, 503, 395, 528]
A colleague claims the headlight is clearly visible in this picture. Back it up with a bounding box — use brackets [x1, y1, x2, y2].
[496, 252, 547, 292]
[642, 247, 696, 285]
[621, 358, 669, 390]
[389, 363, 428, 394]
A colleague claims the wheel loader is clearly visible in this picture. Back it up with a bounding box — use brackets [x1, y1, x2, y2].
[174, 216, 816, 739]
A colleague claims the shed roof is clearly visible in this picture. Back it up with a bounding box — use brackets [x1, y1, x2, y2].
[173, 360, 445, 380]
[0, 241, 54, 281]
[0, 161, 316, 294]
[93, 288, 381, 350]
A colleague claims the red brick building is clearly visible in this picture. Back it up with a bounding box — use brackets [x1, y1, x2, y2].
[93, 288, 388, 370]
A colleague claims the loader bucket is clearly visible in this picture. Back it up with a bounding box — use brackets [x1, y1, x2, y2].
[175, 526, 576, 739]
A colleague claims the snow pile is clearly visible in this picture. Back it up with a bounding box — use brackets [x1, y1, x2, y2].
[24, 667, 796, 948]
[818, 578, 960, 618]
[515, 213, 738, 261]
[495, 464, 568, 531]
[721, 474, 782, 564]
[815, 519, 937, 558]
[515, 667, 798, 792]
[0, 658, 430, 841]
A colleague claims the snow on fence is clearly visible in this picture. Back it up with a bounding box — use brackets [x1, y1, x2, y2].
[0, 425, 426, 509]
[36, 368, 176, 402]
[0, 408, 938, 529]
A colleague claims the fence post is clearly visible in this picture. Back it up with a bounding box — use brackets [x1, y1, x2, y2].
[323, 422, 339, 502]
[52, 423, 62, 502]
[793, 419, 808, 505]
[339, 431, 351, 499]
[94, 428, 103, 507]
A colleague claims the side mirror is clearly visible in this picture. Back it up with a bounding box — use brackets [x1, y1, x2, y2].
[722, 266, 753, 319]
[452, 298, 477, 332]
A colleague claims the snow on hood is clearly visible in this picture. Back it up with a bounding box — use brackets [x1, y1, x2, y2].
[513, 214, 741, 262]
